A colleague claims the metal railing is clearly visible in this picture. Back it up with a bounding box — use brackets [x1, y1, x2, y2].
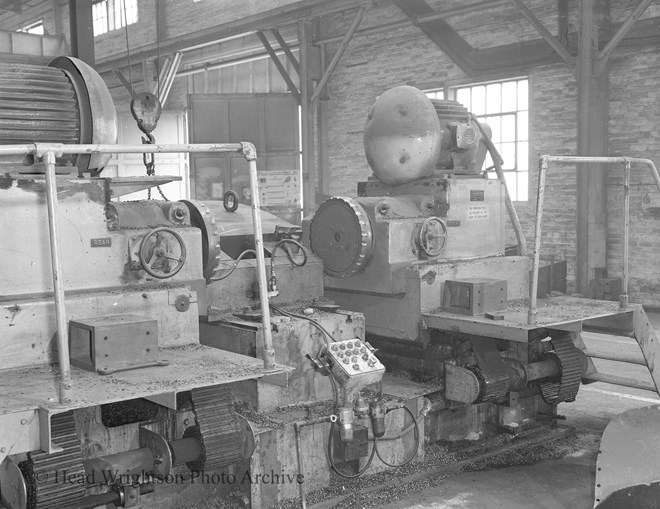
[1, 142, 277, 404]
[528, 155, 660, 324]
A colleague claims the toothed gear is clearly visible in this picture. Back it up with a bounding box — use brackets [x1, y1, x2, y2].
[18, 412, 85, 509]
[187, 385, 246, 471]
[539, 331, 586, 404]
[309, 197, 374, 278]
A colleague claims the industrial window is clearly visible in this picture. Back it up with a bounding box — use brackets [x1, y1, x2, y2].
[454, 79, 529, 201]
[93, 0, 138, 36]
[18, 21, 44, 35]
[426, 90, 445, 100]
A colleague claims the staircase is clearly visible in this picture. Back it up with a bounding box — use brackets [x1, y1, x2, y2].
[579, 306, 660, 395]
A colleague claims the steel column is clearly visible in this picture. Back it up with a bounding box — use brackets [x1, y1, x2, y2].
[576, 0, 610, 296]
[298, 20, 315, 215]
[69, 0, 95, 66]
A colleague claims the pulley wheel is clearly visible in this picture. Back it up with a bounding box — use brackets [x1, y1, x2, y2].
[309, 197, 374, 278]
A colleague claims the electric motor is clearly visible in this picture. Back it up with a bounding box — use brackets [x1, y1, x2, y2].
[363, 85, 490, 184]
[0, 56, 117, 174]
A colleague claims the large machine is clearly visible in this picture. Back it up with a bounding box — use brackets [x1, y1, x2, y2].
[0, 57, 395, 509]
[304, 85, 660, 454]
[3, 56, 659, 508]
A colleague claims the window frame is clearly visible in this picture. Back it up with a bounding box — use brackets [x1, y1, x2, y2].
[93, 0, 138, 37]
[426, 76, 530, 202]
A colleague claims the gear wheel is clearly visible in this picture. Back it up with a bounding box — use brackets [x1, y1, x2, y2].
[186, 385, 247, 471]
[309, 197, 374, 278]
[539, 331, 586, 404]
[19, 412, 85, 509]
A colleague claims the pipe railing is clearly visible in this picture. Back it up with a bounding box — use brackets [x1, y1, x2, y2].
[529, 155, 660, 324]
[3, 142, 277, 404]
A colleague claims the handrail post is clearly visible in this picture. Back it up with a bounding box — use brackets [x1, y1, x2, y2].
[620, 159, 630, 309]
[42, 149, 73, 404]
[241, 142, 276, 369]
[528, 156, 548, 324]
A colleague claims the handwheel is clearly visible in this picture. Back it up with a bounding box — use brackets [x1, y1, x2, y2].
[417, 216, 447, 257]
[139, 227, 187, 279]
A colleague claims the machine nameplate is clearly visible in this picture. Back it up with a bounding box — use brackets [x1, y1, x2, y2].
[90, 238, 112, 247]
[446, 220, 461, 227]
[470, 190, 485, 201]
[467, 205, 489, 220]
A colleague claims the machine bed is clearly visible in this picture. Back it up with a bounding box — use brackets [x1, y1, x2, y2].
[0, 344, 289, 416]
[423, 296, 638, 342]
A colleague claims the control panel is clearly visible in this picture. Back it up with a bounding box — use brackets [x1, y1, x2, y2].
[325, 339, 385, 388]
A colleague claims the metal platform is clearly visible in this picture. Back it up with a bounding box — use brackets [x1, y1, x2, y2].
[423, 296, 634, 342]
[0, 344, 288, 416]
[0, 344, 291, 464]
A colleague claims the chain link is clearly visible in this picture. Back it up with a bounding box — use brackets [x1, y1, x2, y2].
[140, 130, 168, 201]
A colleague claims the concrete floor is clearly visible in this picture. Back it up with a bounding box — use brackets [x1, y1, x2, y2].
[379, 311, 660, 509]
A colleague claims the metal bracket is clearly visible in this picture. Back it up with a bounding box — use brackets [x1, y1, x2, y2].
[0, 410, 38, 465]
[260, 370, 291, 388]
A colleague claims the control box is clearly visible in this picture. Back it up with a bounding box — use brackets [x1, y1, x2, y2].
[442, 278, 508, 316]
[69, 314, 160, 374]
[325, 338, 385, 389]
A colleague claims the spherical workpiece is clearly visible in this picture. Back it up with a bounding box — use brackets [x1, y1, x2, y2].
[363, 85, 441, 185]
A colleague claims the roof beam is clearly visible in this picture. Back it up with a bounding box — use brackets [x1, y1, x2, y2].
[393, 0, 660, 79]
[0, 0, 20, 13]
[595, 0, 652, 75]
[310, 5, 368, 105]
[509, 0, 576, 72]
[270, 28, 300, 74]
[415, 0, 507, 22]
[257, 31, 300, 102]
[95, 0, 374, 73]
[393, 0, 477, 75]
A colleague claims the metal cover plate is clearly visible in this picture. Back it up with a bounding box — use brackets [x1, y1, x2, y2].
[309, 197, 374, 278]
[594, 405, 660, 507]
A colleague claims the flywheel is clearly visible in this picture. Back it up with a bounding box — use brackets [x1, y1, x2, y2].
[309, 197, 374, 278]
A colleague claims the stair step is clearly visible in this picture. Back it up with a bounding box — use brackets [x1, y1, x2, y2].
[582, 349, 647, 366]
[582, 325, 635, 338]
[583, 372, 658, 393]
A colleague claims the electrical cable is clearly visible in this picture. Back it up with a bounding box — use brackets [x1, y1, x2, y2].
[373, 406, 420, 468]
[271, 239, 308, 270]
[271, 305, 334, 345]
[328, 372, 339, 410]
[211, 249, 257, 281]
[327, 421, 377, 478]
